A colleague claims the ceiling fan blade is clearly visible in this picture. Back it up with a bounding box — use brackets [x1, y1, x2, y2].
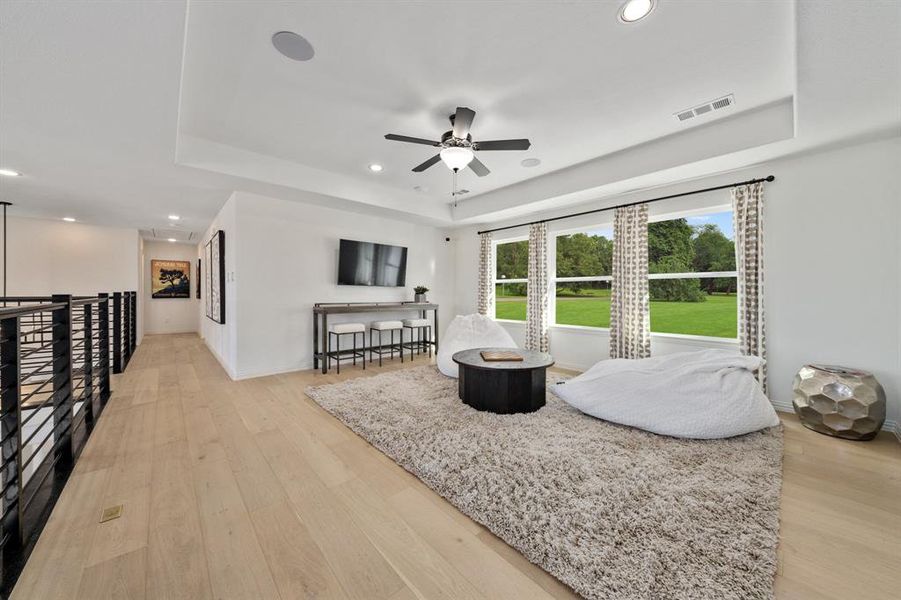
[385, 134, 440, 146]
[412, 154, 442, 172]
[468, 156, 490, 177]
[474, 139, 531, 151]
[452, 107, 475, 139]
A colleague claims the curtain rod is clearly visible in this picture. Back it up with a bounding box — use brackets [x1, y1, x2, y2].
[476, 175, 774, 236]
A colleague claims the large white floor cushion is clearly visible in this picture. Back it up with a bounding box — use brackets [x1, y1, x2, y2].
[437, 314, 517, 378]
[552, 349, 780, 439]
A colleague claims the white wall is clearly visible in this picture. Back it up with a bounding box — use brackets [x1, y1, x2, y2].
[143, 240, 199, 334]
[454, 136, 901, 430]
[230, 191, 453, 379]
[5, 215, 143, 341]
[198, 194, 238, 377]
[197, 191, 453, 380]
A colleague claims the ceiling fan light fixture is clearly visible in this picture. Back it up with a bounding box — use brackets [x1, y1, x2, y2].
[619, 0, 655, 23]
[439, 147, 474, 171]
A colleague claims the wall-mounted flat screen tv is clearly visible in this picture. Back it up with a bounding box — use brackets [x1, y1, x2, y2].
[338, 239, 408, 287]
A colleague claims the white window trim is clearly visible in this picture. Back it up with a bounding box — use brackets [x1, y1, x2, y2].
[492, 207, 739, 340]
[492, 237, 529, 322]
[649, 271, 737, 279]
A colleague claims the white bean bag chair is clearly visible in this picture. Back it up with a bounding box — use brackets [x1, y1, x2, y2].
[552, 349, 779, 439]
[437, 314, 517, 378]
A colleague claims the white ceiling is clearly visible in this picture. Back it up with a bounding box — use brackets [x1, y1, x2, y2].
[1, 1, 898, 234]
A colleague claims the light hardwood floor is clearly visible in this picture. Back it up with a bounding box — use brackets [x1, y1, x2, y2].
[11, 333, 901, 599]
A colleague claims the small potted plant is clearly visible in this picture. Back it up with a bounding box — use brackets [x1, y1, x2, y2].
[413, 285, 429, 303]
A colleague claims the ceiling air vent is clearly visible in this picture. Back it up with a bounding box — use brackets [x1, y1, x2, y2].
[694, 103, 713, 115]
[711, 95, 733, 110]
[675, 94, 734, 123]
[148, 228, 196, 242]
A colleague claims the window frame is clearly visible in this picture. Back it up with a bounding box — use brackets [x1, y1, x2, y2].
[492, 236, 529, 323]
[645, 207, 738, 338]
[551, 222, 614, 329]
[489, 206, 740, 341]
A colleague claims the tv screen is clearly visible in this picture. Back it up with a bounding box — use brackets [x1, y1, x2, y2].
[338, 239, 408, 287]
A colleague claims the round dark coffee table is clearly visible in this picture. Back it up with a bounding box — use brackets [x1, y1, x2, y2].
[452, 348, 554, 414]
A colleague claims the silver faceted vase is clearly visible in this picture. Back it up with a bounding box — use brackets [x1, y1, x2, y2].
[792, 364, 886, 441]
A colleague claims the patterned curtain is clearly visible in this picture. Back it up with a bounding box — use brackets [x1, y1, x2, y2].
[609, 204, 650, 359]
[733, 182, 767, 393]
[477, 232, 494, 316]
[525, 222, 549, 352]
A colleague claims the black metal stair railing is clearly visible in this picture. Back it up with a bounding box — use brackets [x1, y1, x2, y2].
[0, 290, 136, 595]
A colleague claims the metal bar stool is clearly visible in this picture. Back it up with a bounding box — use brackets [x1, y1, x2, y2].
[401, 318, 432, 361]
[328, 323, 366, 374]
[369, 320, 404, 366]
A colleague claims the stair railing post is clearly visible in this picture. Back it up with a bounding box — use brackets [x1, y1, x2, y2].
[122, 292, 131, 368]
[0, 315, 22, 562]
[51, 294, 74, 470]
[129, 291, 137, 354]
[112, 292, 122, 374]
[82, 302, 93, 429]
[98, 293, 110, 404]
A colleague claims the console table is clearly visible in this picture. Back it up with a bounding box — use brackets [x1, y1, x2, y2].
[313, 302, 439, 374]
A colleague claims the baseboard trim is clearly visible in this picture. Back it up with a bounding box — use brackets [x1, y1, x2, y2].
[772, 400, 899, 440]
[204, 341, 238, 380]
[234, 361, 313, 381]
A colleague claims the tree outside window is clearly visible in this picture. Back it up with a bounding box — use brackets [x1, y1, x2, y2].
[494, 239, 528, 321]
[554, 228, 613, 327]
[491, 210, 738, 339]
[649, 211, 737, 337]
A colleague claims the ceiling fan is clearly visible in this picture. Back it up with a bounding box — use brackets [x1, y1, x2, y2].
[384, 106, 531, 177]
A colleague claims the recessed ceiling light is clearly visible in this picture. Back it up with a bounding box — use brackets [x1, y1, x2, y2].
[168, 214, 180, 220]
[272, 31, 315, 61]
[619, 0, 655, 23]
[368, 163, 383, 172]
[167, 238, 176, 242]
[521, 158, 541, 168]
[0, 169, 21, 177]
[63, 217, 76, 222]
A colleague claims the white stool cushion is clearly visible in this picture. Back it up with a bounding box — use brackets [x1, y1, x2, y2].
[331, 322, 365, 334]
[402, 318, 430, 327]
[371, 320, 403, 330]
[437, 314, 517, 378]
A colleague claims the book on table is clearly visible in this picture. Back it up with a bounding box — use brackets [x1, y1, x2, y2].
[480, 350, 524, 362]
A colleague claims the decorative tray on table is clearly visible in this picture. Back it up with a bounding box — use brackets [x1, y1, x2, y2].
[479, 350, 524, 362]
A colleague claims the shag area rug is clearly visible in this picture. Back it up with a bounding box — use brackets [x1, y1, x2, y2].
[306, 366, 783, 600]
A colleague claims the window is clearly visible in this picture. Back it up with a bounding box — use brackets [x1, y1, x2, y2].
[648, 210, 737, 338]
[494, 239, 528, 321]
[554, 227, 613, 328]
[492, 209, 737, 339]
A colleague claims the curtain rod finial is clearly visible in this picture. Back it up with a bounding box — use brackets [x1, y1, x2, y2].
[765, 175, 775, 182]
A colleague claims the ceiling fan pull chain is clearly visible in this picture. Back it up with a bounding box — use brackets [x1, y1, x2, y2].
[452, 170, 458, 207]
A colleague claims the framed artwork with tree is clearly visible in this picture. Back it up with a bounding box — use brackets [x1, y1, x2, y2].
[151, 259, 191, 298]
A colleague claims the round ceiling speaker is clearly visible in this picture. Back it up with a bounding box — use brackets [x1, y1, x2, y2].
[521, 158, 541, 168]
[272, 31, 315, 61]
